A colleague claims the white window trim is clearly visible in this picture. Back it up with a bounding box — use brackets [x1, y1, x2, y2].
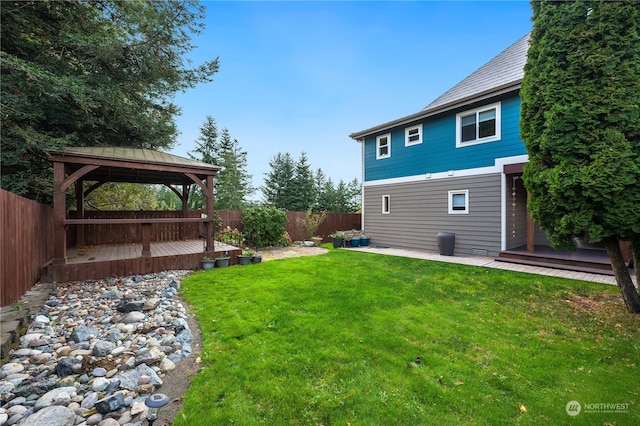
[405, 124, 423, 146]
[376, 133, 391, 159]
[455, 102, 501, 147]
[448, 190, 469, 214]
[382, 194, 390, 214]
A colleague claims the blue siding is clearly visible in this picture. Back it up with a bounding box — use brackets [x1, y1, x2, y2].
[364, 95, 527, 182]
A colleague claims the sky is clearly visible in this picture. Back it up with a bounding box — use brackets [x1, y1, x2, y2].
[170, 1, 534, 196]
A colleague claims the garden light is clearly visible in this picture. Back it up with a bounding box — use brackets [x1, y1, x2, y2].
[145, 393, 170, 426]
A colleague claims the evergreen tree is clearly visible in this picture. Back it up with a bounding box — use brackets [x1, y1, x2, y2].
[188, 116, 221, 209]
[262, 152, 296, 209]
[291, 152, 316, 211]
[334, 180, 354, 213]
[314, 175, 361, 213]
[215, 128, 254, 210]
[189, 116, 221, 165]
[313, 168, 329, 210]
[520, 0, 640, 312]
[346, 178, 362, 213]
[1, 0, 219, 204]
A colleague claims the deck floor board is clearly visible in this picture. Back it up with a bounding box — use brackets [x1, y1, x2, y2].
[66, 240, 235, 264]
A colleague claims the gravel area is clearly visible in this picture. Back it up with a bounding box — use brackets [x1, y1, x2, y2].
[0, 246, 328, 426]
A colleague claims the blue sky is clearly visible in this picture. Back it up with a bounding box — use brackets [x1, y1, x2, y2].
[171, 1, 533, 195]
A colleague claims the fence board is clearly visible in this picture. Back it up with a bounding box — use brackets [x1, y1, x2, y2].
[1, 190, 54, 306]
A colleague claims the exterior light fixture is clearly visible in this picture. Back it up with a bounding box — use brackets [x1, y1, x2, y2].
[145, 393, 170, 426]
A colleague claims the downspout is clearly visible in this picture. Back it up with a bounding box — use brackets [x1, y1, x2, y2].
[500, 171, 506, 252]
[359, 138, 365, 231]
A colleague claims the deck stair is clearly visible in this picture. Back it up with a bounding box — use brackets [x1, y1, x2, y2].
[496, 246, 615, 276]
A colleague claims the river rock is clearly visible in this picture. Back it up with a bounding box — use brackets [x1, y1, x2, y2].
[19, 405, 75, 426]
[0, 363, 25, 378]
[115, 300, 144, 313]
[123, 311, 145, 323]
[94, 392, 125, 414]
[92, 340, 116, 357]
[70, 325, 99, 343]
[1, 270, 193, 425]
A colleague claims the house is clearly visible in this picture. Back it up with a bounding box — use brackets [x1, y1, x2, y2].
[349, 33, 547, 258]
[349, 32, 632, 273]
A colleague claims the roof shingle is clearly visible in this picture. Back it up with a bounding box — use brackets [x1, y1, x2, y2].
[422, 33, 530, 112]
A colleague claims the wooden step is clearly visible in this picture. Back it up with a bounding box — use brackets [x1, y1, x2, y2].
[498, 250, 612, 271]
[494, 256, 615, 276]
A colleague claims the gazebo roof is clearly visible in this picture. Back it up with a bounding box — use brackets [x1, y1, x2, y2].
[47, 146, 220, 186]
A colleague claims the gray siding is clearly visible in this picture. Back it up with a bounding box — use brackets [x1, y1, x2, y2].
[363, 174, 502, 257]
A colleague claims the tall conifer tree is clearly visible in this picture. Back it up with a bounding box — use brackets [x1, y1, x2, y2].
[291, 152, 316, 212]
[1, 0, 219, 203]
[262, 152, 296, 209]
[216, 128, 254, 210]
[521, 0, 640, 312]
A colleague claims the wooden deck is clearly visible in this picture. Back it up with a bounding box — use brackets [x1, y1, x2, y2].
[496, 245, 626, 275]
[50, 240, 241, 282]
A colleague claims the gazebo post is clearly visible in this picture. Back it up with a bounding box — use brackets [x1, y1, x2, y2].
[141, 223, 152, 257]
[75, 180, 85, 248]
[181, 184, 189, 240]
[53, 161, 67, 265]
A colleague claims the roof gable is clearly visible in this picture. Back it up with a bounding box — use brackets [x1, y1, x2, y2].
[47, 147, 220, 186]
[55, 146, 219, 171]
[349, 32, 530, 140]
[422, 33, 530, 113]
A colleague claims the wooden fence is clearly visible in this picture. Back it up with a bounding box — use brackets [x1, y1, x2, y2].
[285, 211, 361, 242]
[1, 193, 361, 307]
[66, 210, 361, 246]
[1, 190, 54, 306]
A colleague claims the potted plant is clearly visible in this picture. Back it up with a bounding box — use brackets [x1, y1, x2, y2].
[238, 250, 253, 265]
[215, 252, 230, 267]
[201, 256, 215, 270]
[350, 233, 361, 247]
[311, 236, 323, 247]
[251, 252, 262, 263]
[329, 232, 344, 248]
[342, 231, 352, 248]
[360, 234, 370, 246]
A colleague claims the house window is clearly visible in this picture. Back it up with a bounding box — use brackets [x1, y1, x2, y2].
[405, 124, 422, 146]
[376, 133, 391, 159]
[448, 190, 469, 214]
[456, 102, 501, 147]
[382, 195, 390, 214]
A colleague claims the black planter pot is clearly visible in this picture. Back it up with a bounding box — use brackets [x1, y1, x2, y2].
[215, 257, 230, 267]
[238, 256, 251, 265]
[332, 237, 343, 248]
[251, 255, 262, 264]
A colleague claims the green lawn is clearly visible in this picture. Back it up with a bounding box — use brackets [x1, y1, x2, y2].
[176, 247, 638, 425]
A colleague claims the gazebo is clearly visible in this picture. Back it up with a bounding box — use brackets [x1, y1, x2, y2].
[47, 147, 237, 281]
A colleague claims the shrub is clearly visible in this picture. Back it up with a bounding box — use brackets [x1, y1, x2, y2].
[217, 226, 244, 246]
[241, 205, 288, 249]
[296, 209, 327, 241]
